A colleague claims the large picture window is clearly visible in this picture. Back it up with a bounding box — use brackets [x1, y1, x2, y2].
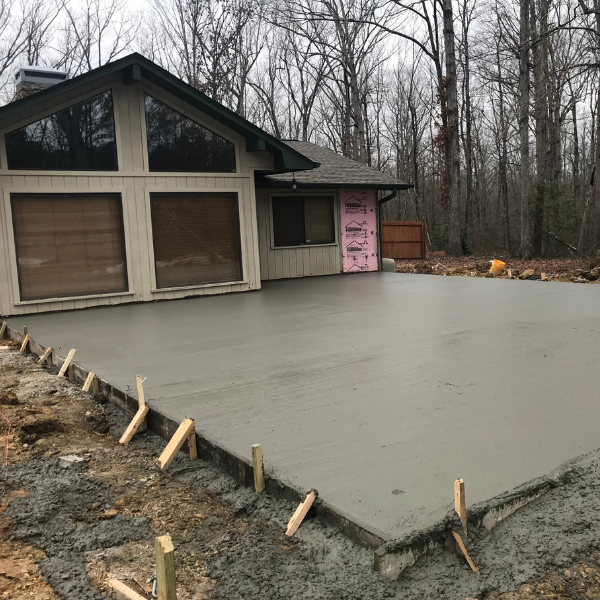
[5, 91, 118, 170]
[272, 196, 335, 247]
[144, 95, 236, 172]
[150, 193, 242, 288]
[11, 194, 128, 301]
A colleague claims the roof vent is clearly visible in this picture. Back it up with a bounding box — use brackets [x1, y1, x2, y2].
[14, 66, 69, 100]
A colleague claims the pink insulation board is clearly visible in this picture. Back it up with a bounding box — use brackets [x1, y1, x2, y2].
[340, 189, 378, 273]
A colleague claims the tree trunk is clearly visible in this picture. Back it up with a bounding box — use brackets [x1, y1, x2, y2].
[442, 0, 462, 256]
[519, 0, 532, 258]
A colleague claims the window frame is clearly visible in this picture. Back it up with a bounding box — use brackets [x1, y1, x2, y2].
[268, 191, 339, 250]
[144, 187, 247, 293]
[4, 190, 132, 304]
[0, 85, 123, 173]
[138, 86, 240, 175]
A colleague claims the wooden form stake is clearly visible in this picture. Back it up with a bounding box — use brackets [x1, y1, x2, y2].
[541, 272, 547, 281]
[0, 322, 6, 339]
[158, 418, 196, 470]
[119, 375, 149, 446]
[67, 363, 74, 382]
[82, 372, 96, 393]
[20, 334, 30, 354]
[286, 490, 316, 537]
[507, 269, 512, 279]
[23, 326, 27, 337]
[252, 444, 265, 494]
[92, 374, 99, 394]
[107, 578, 147, 600]
[454, 479, 467, 535]
[38, 347, 53, 365]
[451, 531, 480, 575]
[155, 535, 177, 600]
[57, 349, 76, 378]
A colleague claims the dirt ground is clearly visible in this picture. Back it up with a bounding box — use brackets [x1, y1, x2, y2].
[395, 256, 600, 283]
[2, 339, 600, 599]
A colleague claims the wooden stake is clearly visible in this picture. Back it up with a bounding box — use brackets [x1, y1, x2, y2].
[20, 334, 30, 354]
[158, 418, 196, 470]
[82, 372, 96, 393]
[119, 406, 150, 445]
[57, 349, 76, 378]
[67, 363, 75, 382]
[92, 375, 99, 395]
[0, 322, 6, 339]
[507, 269, 512, 279]
[541, 272, 547, 281]
[155, 535, 177, 600]
[188, 431, 197, 460]
[23, 326, 27, 337]
[252, 444, 265, 494]
[107, 578, 147, 600]
[38, 347, 53, 365]
[454, 479, 467, 535]
[286, 490, 316, 537]
[136, 374, 145, 407]
[451, 531, 480, 575]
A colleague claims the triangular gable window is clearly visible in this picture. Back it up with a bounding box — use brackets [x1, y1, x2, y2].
[144, 95, 236, 173]
[5, 91, 118, 170]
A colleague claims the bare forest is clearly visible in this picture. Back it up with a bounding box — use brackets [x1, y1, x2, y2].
[1, 0, 600, 257]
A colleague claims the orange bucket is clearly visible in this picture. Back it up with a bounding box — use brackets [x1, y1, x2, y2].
[489, 260, 505, 277]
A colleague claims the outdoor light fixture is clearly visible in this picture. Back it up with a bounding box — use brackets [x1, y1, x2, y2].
[292, 173, 297, 192]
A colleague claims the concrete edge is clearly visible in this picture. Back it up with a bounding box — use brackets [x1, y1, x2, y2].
[374, 477, 557, 580]
[1, 325, 386, 552]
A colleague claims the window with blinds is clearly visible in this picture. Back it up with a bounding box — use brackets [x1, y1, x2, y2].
[272, 196, 335, 247]
[11, 194, 127, 301]
[150, 193, 242, 288]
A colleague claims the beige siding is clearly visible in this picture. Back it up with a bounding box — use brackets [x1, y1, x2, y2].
[0, 73, 272, 316]
[256, 188, 342, 281]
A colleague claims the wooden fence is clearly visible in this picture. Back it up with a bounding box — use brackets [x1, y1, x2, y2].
[381, 221, 426, 259]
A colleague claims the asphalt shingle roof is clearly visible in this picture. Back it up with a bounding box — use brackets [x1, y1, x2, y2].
[257, 140, 413, 190]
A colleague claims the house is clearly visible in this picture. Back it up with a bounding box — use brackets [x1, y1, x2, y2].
[0, 54, 411, 316]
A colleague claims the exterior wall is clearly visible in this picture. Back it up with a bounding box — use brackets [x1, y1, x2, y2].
[0, 73, 272, 316]
[256, 188, 342, 280]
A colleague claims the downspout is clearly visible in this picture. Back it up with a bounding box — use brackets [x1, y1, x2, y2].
[377, 188, 398, 271]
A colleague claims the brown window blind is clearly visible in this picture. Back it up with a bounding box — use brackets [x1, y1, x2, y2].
[304, 196, 335, 244]
[150, 193, 242, 288]
[12, 193, 127, 301]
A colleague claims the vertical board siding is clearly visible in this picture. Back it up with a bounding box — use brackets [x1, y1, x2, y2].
[255, 189, 342, 281]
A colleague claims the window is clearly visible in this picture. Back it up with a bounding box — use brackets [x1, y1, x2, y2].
[11, 194, 127, 301]
[272, 196, 335, 247]
[5, 91, 118, 170]
[150, 193, 242, 288]
[144, 95, 236, 172]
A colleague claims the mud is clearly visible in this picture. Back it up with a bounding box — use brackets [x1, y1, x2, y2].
[0, 459, 151, 599]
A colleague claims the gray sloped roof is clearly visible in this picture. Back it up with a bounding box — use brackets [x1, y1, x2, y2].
[256, 140, 413, 190]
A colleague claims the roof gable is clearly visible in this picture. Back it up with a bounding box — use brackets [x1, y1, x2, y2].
[0, 53, 317, 174]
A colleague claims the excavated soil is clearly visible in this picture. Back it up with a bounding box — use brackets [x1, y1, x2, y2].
[396, 256, 600, 283]
[2, 339, 600, 599]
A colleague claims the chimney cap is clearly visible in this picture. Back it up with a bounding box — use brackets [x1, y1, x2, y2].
[15, 66, 69, 85]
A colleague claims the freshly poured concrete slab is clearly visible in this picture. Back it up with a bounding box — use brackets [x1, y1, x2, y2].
[7, 273, 600, 541]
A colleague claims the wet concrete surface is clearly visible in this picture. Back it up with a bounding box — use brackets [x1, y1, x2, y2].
[7, 273, 600, 543]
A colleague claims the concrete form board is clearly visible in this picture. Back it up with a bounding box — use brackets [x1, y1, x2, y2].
[6, 273, 600, 544]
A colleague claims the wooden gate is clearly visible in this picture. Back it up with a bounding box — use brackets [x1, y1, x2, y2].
[381, 221, 426, 259]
